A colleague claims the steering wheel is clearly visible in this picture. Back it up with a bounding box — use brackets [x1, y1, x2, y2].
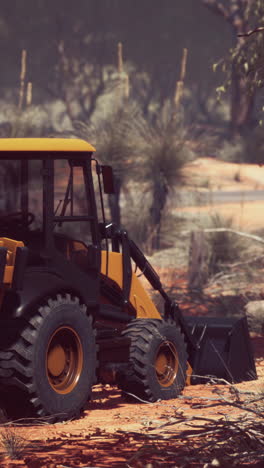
[0, 211, 35, 228]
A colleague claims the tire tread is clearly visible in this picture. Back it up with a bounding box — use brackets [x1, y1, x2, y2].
[0, 294, 96, 421]
[119, 318, 188, 402]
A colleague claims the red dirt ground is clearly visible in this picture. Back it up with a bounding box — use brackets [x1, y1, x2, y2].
[0, 338, 262, 468]
[0, 337, 262, 468]
[179, 157, 264, 232]
[0, 158, 263, 467]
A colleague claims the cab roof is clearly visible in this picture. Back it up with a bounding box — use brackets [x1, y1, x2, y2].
[0, 138, 95, 159]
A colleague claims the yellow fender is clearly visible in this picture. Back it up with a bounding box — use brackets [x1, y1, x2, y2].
[101, 251, 162, 319]
[0, 237, 24, 284]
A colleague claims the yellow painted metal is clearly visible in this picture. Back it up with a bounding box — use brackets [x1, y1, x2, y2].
[101, 251, 192, 384]
[0, 238, 24, 284]
[101, 251, 162, 319]
[0, 138, 95, 154]
[46, 326, 84, 395]
[186, 362, 193, 386]
[101, 251, 123, 288]
[155, 341, 178, 387]
[47, 344, 66, 376]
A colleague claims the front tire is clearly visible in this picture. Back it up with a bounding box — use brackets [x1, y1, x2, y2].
[118, 319, 188, 401]
[0, 294, 97, 421]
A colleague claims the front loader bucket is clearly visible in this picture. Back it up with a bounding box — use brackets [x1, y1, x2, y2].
[185, 316, 257, 384]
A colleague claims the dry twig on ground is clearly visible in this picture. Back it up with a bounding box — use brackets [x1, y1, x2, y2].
[122, 381, 264, 466]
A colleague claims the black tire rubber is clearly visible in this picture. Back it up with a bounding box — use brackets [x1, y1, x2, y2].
[0, 294, 97, 421]
[118, 319, 188, 402]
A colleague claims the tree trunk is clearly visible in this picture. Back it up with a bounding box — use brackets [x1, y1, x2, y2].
[230, 69, 255, 135]
[228, 4, 254, 135]
[188, 231, 209, 292]
[150, 182, 168, 251]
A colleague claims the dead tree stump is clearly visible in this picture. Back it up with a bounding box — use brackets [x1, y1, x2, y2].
[188, 230, 209, 292]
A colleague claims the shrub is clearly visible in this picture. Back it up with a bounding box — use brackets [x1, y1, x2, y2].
[207, 213, 245, 277]
[218, 138, 244, 162]
[218, 125, 264, 164]
[0, 427, 27, 460]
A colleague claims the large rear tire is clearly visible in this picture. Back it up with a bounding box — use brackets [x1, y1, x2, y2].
[0, 294, 97, 421]
[118, 319, 188, 401]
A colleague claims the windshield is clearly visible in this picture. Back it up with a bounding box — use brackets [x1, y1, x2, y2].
[53, 160, 92, 245]
[0, 159, 42, 229]
[0, 160, 20, 213]
[0, 159, 93, 246]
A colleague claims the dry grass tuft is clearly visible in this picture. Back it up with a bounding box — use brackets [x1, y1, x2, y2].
[0, 427, 27, 460]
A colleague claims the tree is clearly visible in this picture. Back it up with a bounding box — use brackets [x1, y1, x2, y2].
[202, 0, 264, 135]
[135, 100, 193, 251]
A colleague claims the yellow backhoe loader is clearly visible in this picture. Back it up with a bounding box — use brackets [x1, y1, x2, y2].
[0, 138, 256, 420]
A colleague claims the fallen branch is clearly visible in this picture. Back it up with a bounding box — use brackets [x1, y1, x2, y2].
[120, 407, 264, 465]
[219, 254, 264, 269]
[204, 227, 264, 244]
[180, 227, 264, 245]
[119, 375, 264, 466]
[238, 26, 264, 37]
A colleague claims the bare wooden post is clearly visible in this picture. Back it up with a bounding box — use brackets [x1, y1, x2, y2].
[117, 42, 130, 101]
[188, 230, 209, 292]
[18, 49, 27, 111]
[124, 74, 130, 98]
[174, 47, 188, 109]
[26, 82, 32, 107]
[117, 42, 123, 74]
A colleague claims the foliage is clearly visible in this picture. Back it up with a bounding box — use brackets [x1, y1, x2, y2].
[76, 99, 141, 176]
[209, 1, 264, 94]
[0, 1, 230, 114]
[0, 101, 73, 138]
[141, 103, 191, 186]
[217, 137, 244, 162]
[203, 0, 264, 133]
[74, 97, 193, 244]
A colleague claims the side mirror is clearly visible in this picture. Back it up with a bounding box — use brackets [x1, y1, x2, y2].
[101, 165, 115, 194]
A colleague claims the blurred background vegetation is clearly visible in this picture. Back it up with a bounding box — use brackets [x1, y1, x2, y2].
[1, 0, 264, 259]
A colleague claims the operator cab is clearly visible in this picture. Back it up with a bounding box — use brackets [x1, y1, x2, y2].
[0, 138, 112, 274]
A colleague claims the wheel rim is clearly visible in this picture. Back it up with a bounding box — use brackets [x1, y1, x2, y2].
[155, 341, 178, 387]
[46, 326, 83, 394]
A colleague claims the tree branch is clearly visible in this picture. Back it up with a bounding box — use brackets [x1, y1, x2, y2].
[181, 227, 264, 245]
[238, 26, 264, 37]
[202, 227, 264, 244]
[221, 253, 264, 269]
